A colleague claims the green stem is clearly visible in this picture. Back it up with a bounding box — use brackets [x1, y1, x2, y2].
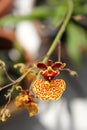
[43, 0, 73, 63]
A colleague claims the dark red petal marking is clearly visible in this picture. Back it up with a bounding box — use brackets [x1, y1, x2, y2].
[37, 63, 47, 69]
[52, 62, 63, 69]
[52, 62, 66, 69]
[47, 60, 53, 66]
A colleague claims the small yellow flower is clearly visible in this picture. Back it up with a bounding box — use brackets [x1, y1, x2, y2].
[20, 66, 36, 82]
[15, 92, 38, 116]
[15, 93, 30, 108]
[26, 71, 36, 81]
[27, 102, 38, 117]
[0, 109, 10, 122]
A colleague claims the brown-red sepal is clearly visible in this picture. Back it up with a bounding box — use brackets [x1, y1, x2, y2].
[52, 62, 66, 69]
[37, 62, 47, 69]
[36, 60, 66, 81]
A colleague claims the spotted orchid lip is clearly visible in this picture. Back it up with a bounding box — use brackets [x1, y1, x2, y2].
[33, 79, 66, 101]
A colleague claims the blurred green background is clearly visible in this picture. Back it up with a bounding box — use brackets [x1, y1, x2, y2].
[0, 0, 87, 130]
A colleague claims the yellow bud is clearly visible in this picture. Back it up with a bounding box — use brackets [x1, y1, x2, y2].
[0, 60, 5, 68]
[14, 63, 25, 69]
[69, 70, 78, 77]
[16, 86, 22, 91]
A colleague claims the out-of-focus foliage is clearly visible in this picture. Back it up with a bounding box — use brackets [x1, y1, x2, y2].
[66, 22, 87, 65]
[0, 0, 87, 64]
[50, 2, 67, 26]
[73, 0, 87, 14]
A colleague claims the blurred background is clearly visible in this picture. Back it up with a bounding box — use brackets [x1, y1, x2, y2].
[0, 0, 87, 130]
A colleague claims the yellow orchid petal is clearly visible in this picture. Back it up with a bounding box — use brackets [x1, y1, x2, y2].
[27, 102, 38, 117]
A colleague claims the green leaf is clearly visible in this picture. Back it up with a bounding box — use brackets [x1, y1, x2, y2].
[51, 1, 68, 26]
[73, 0, 87, 14]
[0, 6, 51, 27]
[74, 4, 87, 15]
[66, 21, 87, 65]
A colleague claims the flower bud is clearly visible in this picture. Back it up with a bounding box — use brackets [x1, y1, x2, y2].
[69, 70, 78, 77]
[16, 86, 23, 91]
[14, 63, 25, 69]
[0, 60, 5, 68]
